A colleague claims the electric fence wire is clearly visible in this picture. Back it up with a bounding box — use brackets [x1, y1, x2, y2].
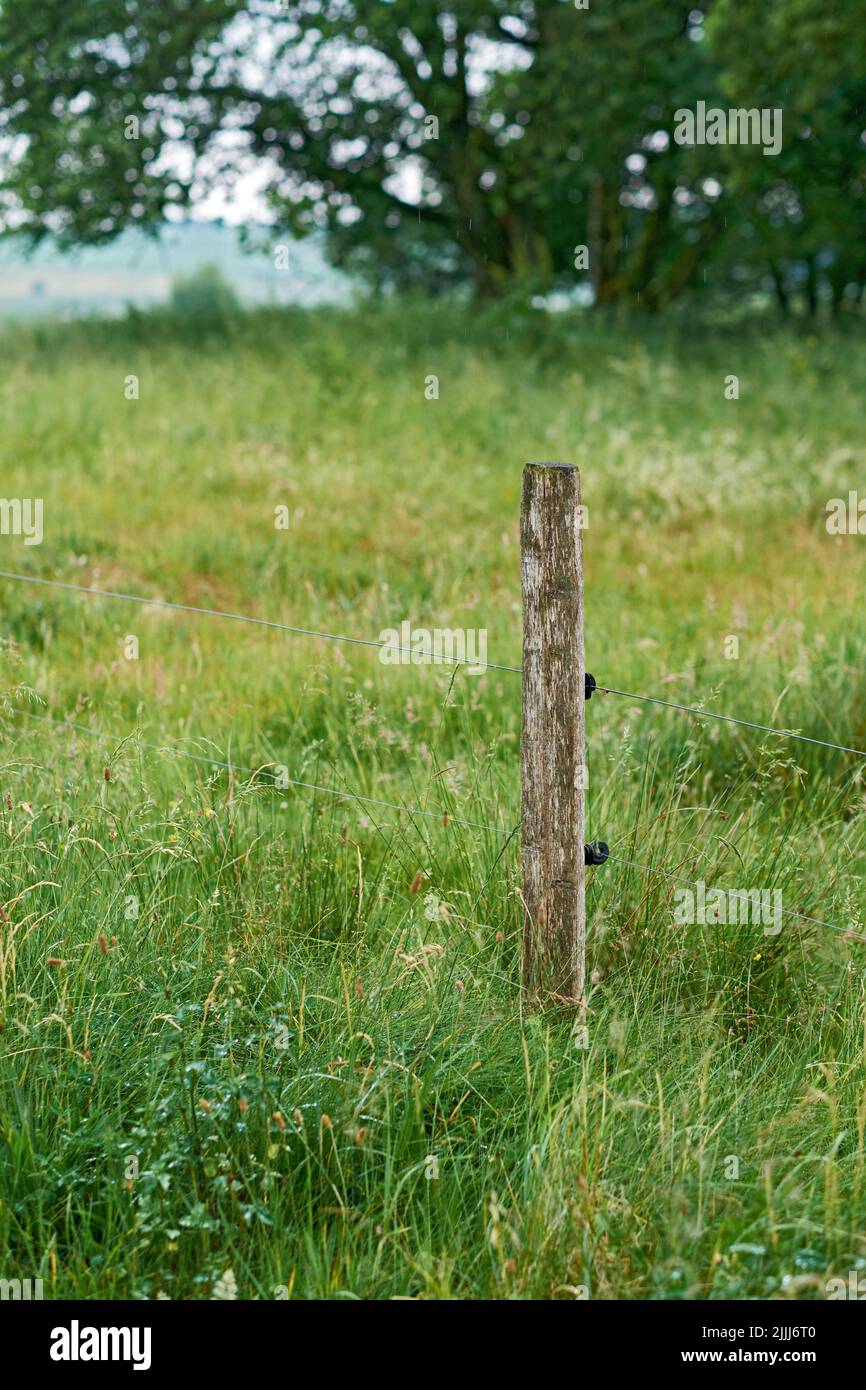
[6, 706, 513, 836]
[2, 569, 863, 760]
[3, 707, 862, 946]
[606, 853, 866, 944]
[2, 571, 865, 944]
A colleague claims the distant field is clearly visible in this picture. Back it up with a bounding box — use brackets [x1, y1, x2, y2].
[1, 302, 866, 1299]
[0, 222, 351, 318]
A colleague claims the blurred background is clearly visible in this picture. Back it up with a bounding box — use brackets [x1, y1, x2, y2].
[0, 0, 863, 322]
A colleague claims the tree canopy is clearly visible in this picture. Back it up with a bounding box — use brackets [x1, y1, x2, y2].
[0, 0, 862, 310]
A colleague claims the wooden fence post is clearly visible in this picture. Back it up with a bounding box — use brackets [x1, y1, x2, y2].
[520, 462, 585, 1007]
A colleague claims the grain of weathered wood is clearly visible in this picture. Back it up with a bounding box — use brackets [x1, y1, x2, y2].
[520, 462, 585, 1006]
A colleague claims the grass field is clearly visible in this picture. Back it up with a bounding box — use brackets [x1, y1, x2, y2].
[1, 300, 866, 1299]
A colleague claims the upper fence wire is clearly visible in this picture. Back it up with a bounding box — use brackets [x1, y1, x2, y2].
[2, 567, 864, 761]
[2, 567, 864, 943]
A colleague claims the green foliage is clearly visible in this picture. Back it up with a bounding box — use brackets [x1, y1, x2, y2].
[0, 1, 862, 309]
[707, 0, 866, 312]
[0, 303, 865, 1296]
[169, 263, 240, 320]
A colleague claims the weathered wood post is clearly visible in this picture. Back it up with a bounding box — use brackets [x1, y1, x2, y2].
[520, 462, 585, 1007]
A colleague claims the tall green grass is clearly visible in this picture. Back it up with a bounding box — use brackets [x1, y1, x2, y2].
[0, 301, 865, 1298]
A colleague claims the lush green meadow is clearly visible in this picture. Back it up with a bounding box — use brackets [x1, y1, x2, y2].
[1, 301, 866, 1299]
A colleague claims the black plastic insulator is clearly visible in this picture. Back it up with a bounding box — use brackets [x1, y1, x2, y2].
[584, 840, 610, 867]
[585, 673, 597, 700]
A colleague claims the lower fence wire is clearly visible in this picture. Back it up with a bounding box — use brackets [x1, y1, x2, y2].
[3, 707, 863, 945]
[604, 852, 866, 945]
[5, 706, 514, 836]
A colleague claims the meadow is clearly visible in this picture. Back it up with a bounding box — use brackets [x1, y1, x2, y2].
[1, 299, 866, 1299]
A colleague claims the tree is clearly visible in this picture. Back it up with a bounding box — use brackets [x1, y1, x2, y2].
[0, 0, 861, 309]
[0, 0, 722, 303]
[706, 0, 866, 314]
[491, 2, 725, 308]
[0, 1, 245, 241]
